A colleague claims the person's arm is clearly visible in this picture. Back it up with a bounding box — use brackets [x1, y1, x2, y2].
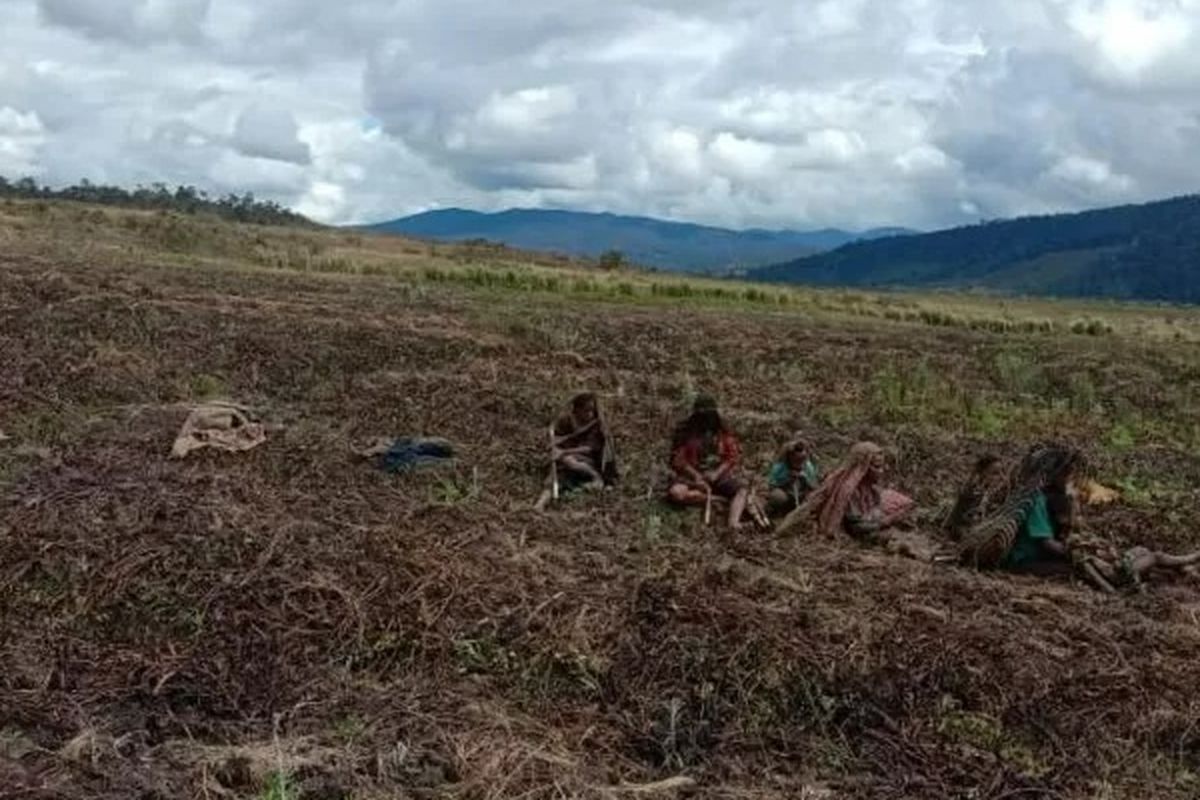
[709, 432, 740, 481]
[1025, 494, 1070, 559]
[1040, 538, 1069, 557]
[672, 443, 707, 487]
[552, 417, 596, 457]
[802, 459, 820, 490]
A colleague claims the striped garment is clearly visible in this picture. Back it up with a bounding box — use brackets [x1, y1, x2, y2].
[957, 443, 1080, 568]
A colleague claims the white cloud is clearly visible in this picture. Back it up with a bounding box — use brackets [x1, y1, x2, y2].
[1, 0, 1200, 229]
[231, 104, 311, 165]
[1068, 0, 1192, 77]
[1047, 153, 1136, 194]
[0, 106, 45, 175]
[476, 87, 578, 133]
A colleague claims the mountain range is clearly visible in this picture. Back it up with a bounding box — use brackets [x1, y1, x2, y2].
[363, 208, 912, 273]
[751, 194, 1200, 303]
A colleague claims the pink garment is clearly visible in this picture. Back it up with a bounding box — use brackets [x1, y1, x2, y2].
[788, 441, 883, 537]
[880, 488, 915, 526]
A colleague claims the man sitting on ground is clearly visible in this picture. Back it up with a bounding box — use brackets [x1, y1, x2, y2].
[535, 392, 618, 512]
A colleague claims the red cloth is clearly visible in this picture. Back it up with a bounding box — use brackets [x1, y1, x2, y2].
[671, 430, 741, 475]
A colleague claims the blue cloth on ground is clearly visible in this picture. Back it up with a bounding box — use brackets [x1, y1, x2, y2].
[379, 437, 456, 474]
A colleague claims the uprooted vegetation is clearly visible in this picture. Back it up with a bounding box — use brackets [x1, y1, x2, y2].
[4, 201, 1200, 799]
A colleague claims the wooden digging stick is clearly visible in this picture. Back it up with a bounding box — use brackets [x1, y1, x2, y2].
[550, 425, 560, 501]
[704, 485, 713, 526]
[753, 497, 771, 530]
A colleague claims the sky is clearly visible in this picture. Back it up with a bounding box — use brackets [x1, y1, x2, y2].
[1, 0, 1199, 231]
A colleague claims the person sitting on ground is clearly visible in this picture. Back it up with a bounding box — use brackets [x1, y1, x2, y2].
[535, 392, 618, 512]
[666, 394, 751, 530]
[777, 441, 915, 540]
[945, 454, 1008, 541]
[1074, 540, 1200, 594]
[765, 434, 820, 517]
[958, 442, 1084, 576]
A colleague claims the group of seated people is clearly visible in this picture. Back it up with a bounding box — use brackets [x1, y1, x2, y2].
[534, 392, 1200, 593]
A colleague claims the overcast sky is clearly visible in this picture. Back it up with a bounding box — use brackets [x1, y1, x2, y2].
[1, 0, 1199, 230]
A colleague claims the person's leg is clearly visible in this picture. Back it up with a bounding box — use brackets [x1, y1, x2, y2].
[1150, 550, 1200, 569]
[561, 454, 603, 485]
[765, 488, 795, 517]
[728, 487, 749, 531]
[667, 482, 707, 506]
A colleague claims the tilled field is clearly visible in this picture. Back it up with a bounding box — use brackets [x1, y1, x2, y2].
[4, 232, 1200, 799]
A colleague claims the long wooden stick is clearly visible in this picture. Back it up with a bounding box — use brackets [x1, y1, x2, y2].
[750, 496, 771, 530]
[703, 485, 713, 526]
[549, 425, 560, 501]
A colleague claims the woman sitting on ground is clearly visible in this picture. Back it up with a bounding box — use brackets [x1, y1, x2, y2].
[777, 441, 914, 539]
[765, 434, 820, 517]
[535, 392, 618, 512]
[945, 454, 1008, 540]
[957, 442, 1082, 575]
[955, 442, 1200, 591]
[666, 394, 751, 530]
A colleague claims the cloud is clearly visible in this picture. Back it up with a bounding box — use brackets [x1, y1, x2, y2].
[0, 107, 45, 175]
[38, 0, 210, 44]
[2, 0, 1200, 230]
[231, 104, 311, 165]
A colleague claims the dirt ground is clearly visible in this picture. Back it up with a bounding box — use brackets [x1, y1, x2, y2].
[5, 208, 1200, 799]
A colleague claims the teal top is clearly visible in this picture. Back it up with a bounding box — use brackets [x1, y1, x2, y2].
[1004, 493, 1056, 568]
[767, 459, 819, 491]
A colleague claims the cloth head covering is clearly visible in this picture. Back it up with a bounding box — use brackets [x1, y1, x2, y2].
[958, 442, 1081, 567]
[779, 441, 882, 537]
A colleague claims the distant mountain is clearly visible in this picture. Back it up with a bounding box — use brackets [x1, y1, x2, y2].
[751, 194, 1200, 303]
[362, 208, 913, 273]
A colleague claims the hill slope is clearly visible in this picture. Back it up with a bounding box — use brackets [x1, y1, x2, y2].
[7, 201, 1200, 799]
[364, 208, 910, 273]
[753, 194, 1200, 302]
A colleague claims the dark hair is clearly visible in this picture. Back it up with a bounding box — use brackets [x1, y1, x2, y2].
[672, 397, 727, 449]
[973, 454, 1001, 473]
[571, 392, 597, 412]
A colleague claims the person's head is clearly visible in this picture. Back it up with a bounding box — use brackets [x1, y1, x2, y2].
[571, 392, 598, 424]
[690, 393, 721, 433]
[783, 436, 810, 469]
[849, 441, 886, 482]
[1026, 443, 1082, 492]
[973, 454, 1004, 486]
[1050, 451, 1082, 492]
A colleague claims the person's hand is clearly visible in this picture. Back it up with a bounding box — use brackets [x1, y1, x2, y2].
[704, 469, 721, 483]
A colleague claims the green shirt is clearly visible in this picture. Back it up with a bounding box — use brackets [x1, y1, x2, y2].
[1004, 493, 1056, 568]
[767, 459, 819, 490]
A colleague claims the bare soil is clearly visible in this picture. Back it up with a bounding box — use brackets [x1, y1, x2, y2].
[4, 221, 1200, 799]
